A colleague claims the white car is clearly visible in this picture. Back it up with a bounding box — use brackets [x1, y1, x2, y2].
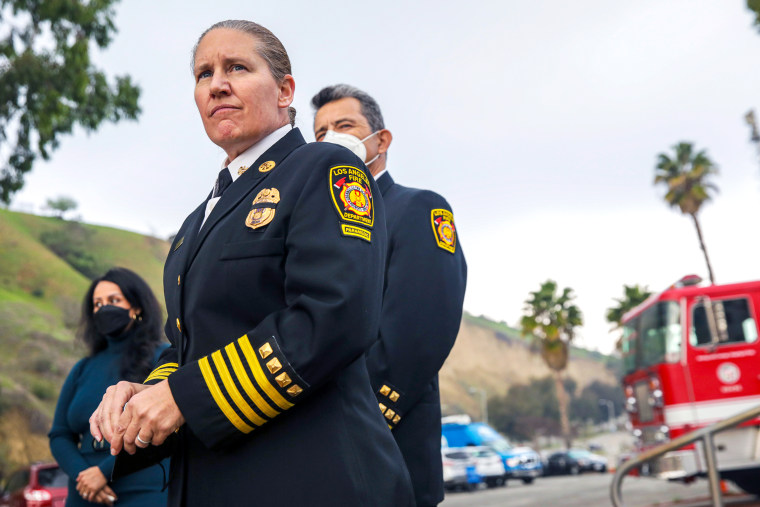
[442, 448, 481, 491]
[465, 446, 507, 488]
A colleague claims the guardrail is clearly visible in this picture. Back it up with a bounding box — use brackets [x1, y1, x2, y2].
[610, 403, 760, 507]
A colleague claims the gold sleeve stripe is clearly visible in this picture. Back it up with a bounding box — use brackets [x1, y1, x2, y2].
[145, 366, 177, 376]
[143, 371, 177, 383]
[224, 343, 280, 419]
[198, 356, 255, 434]
[144, 369, 177, 380]
[149, 365, 178, 375]
[238, 335, 294, 410]
[146, 371, 175, 380]
[211, 351, 267, 427]
[145, 371, 174, 381]
[145, 364, 178, 377]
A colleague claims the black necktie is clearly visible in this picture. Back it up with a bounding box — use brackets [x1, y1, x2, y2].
[213, 168, 233, 198]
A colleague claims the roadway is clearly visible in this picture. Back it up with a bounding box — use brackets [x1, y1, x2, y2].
[441, 473, 760, 507]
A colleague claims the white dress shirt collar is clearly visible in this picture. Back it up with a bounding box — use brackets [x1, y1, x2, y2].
[201, 124, 292, 229]
[223, 124, 292, 182]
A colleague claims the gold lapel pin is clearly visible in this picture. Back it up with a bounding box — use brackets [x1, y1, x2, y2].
[258, 160, 276, 173]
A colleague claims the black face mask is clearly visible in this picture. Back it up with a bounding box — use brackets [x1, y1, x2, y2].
[93, 305, 133, 338]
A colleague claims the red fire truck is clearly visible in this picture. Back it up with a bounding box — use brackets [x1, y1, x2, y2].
[620, 275, 760, 495]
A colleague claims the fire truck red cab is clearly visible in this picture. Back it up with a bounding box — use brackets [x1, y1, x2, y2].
[621, 276, 760, 495]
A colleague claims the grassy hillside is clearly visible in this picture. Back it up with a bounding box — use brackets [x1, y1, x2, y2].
[0, 209, 168, 476]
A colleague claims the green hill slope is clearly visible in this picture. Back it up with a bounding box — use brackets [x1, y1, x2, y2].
[0, 209, 168, 476]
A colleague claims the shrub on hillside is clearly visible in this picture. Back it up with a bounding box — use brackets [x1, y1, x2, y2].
[29, 378, 56, 401]
[39, 223, 108, 279]
[56, 295, 82, 329]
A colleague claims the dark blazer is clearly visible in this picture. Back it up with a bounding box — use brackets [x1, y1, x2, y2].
[137, 129, 414, 507]
[366, 172, 467, 506]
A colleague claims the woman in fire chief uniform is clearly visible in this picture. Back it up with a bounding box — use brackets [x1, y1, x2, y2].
[89, 20, 413, 507]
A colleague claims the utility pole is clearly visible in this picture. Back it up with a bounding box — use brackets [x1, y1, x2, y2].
[599, 399, 615, 432]
[746, 110, 760, 171]
[468, 387, 488, 424]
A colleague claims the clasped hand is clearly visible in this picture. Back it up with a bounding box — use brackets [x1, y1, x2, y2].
[75, 466, 117, 505]
[89, 379, 185, 456]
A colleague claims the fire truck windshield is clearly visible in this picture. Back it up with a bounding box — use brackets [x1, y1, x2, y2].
[622, 301, 681, 373]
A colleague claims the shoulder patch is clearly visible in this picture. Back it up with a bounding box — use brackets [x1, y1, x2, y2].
[330, 165, 374, 228]
[431, 209, 457, 253]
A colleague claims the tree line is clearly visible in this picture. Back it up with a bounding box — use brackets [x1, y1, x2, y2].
[488, 376, 624, 444]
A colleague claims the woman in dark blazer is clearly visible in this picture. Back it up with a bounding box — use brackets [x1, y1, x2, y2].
[89, 20, 413, 507]
[49, 267, 168, 506]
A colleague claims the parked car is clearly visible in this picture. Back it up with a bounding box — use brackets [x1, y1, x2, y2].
[464, 447, 507, 488]
[580, 450, 608, 473]
[544, 449, 608, 476]
[442, 448, 481, 491]
[545, 451, 582, 476]
[441, 415, 542, 484]
[0, 463, 67, 507]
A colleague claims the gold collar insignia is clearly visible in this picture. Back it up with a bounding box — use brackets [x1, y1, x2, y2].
[258, 160, 276, 173]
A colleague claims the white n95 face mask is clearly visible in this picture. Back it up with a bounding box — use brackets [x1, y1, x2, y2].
[322, 130, 380, 165]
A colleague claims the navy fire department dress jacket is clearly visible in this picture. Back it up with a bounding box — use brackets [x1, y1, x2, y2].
[367, 172, 467, 506]
[129, 128, 414, 507]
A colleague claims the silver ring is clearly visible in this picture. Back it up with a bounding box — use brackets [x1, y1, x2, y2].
[136, 434, 151, 445]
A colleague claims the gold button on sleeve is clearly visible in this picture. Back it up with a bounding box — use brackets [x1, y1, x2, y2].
[259, 343, 273, 359]
[275, 372, 292, 388]
[266, 358, 282, 374]
[379, 385, 391, 396]
[286, 384, 303, 397]
[389, 391, 400, 402]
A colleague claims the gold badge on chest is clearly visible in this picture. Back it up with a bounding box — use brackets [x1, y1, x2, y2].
[245, 188, 281, 230]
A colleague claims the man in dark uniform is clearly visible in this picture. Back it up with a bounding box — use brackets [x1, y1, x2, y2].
[313, 84, 467, 507]
[90, 22, 414, 507]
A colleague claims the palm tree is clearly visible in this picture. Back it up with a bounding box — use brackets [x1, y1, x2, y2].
[749, 0, 760, 32]
[746, 110, 760, 172]
[520, 280, 583, 449]
[606, 284, 652, 330]
[654, 142, 719, 284]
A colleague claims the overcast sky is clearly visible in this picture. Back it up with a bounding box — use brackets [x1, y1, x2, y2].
[10, 0, 760, 354]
